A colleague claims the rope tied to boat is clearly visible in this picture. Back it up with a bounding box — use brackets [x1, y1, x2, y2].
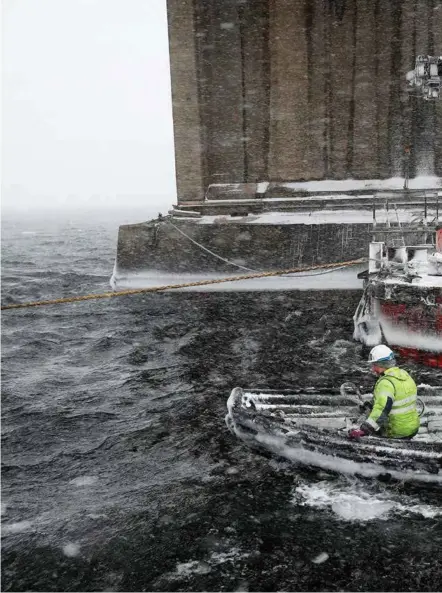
[1, 258, 367, 311]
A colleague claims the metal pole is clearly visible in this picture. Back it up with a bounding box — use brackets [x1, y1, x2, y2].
[403, 145, 411, 190]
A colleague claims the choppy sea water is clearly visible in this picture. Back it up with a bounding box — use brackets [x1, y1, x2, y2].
[2, 209, 442, 592]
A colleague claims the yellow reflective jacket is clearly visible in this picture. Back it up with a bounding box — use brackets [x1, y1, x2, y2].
[364, 367, 420, 438]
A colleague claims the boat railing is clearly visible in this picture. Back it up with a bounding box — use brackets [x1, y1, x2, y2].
[369, 228, 442, 276]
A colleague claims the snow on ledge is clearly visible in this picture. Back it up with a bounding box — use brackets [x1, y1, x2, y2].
[195, 208, 437, 226]
[280, 176, 442, 192]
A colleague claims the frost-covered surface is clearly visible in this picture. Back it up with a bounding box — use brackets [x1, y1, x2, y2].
[280, 176, 442, 192]
[205, 177, 442, 196]
[236, 388, 442, 447]
[209, 182, 242, 189]
[193, 208, 438, 225]
[354, 280, 442, 350]
[227, 385, 442, 481]
[318, 432, 442, 454]
[256, 181, 269, 193]
[111, 266, 365, 292]
[353, 314, 383, 346]
[203, 211, 400, 225]
[252, 432, 442, 484]
[381, 275, 442, 288]
[379, 315, 442, 352]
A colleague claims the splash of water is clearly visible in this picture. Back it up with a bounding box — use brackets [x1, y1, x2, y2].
[293, 478, 442, 522]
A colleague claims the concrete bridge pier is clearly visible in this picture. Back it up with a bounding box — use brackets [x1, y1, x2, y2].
[166, 0, 442, 203]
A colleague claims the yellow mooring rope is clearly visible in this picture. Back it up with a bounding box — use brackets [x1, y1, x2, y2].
[1, 258, 366, 311]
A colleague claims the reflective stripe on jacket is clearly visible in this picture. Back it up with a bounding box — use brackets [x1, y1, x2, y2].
[365, 367, 420, 438]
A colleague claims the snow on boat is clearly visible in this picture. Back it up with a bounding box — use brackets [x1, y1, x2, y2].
[226, 385, 442, 484]
[353, 200, 442, 368]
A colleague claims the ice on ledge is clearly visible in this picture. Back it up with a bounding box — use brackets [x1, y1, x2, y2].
[280, 176, 442, 192]
[196, 208, 438, 226]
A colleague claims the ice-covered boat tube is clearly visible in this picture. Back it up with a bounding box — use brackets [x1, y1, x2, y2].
[226, 387, 442, 484]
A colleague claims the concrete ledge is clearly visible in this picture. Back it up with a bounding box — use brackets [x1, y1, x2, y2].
[173, 189, 442, 216]
[170, 208, 202, 218]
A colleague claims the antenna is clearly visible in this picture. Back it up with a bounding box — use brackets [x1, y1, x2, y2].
[393, 203, 406, 247]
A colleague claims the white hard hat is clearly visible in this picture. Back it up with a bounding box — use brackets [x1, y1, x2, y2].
[368, 345, 395, 363]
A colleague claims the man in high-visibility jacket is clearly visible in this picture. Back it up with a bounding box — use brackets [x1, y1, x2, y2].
[348, 345, 420, 439]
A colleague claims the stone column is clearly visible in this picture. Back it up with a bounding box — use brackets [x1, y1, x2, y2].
[352, 0, 378, 177]
[167, 0, 205, 201]
[268, 0, 309, 180]
[167, 0, 441, 198]
[239, 0, 271, 182]
[328, 3, 357, 178]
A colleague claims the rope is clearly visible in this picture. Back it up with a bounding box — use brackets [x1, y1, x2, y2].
[280, 264, 350, 278]
[1, 258, 367, 311]
[166, 220, 257, 272]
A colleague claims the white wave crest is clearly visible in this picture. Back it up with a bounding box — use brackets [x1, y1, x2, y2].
[293, 479, 442, 522]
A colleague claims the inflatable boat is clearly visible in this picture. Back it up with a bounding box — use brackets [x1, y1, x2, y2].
[226, 384, 442, 484]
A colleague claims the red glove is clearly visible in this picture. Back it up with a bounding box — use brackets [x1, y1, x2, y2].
[348, 428, 367, 439]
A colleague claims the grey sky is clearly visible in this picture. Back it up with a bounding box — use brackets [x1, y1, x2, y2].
[2, 0, 176, 211]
